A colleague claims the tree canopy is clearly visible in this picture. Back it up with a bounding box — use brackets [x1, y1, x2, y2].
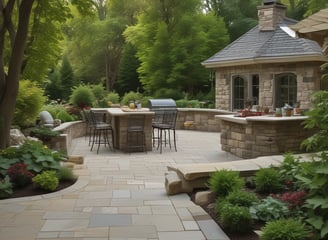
[124, 0, 229, 97]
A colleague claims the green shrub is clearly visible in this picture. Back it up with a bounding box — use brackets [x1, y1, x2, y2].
[220, 203, 253, 233]
[296, 151, 328, 239]
[250, 196, 290, 222]
[140, 96, 153, 108]
[69, 85, 95, 109]
[279, 153, 303, 191]
[255, 168, 284, 193]
[207, 169, 244, 197]
[0, 176, 13, 199]
[27, 127, 60, 141]
[32, 170, 59, 191]
[42, 103, 67, 119]
[56, 110, 74, 122]
[121, 91, 143, 106]
[56, 166, 76, 181]
[225, 190, 259, 207]
[187, 100, 201, 108]
[301, 90, 328, 152]
[175, 99, 189, 108]
[91, 84, 108, 107]
[14, 79, 46, 127]
[105, 92, 120, 104]
[260, 219, 308, 240]
[91, 84, 107, 100]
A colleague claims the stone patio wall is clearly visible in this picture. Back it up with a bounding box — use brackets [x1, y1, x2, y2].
[52, 121, 86, 155]
[176, 108, 233, 132]
[219, 117, 316, 159]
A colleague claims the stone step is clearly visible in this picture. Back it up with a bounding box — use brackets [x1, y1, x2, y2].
[165, 152, 320, 195]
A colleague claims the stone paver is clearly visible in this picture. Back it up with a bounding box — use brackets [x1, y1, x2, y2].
[0, 130, 240, 239]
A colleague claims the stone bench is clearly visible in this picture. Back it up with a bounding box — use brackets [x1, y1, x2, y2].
[165, 152, 320, 195]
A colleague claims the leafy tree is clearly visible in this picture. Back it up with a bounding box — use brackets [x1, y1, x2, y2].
[63, 0, 141, 91]
[202, 0, 261, 41]
[0, 0, 36, 149]
[305, 0, 328, 16]
[0, 0, 87, 149]
[124, 0, 229, 97]
[22, 1, 71, 83]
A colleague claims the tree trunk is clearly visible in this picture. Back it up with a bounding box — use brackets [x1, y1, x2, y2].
[0, 0, 34, 149]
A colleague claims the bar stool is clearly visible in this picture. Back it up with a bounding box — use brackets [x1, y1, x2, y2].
[152, 109, 164, 147]
[152, 109, 177, 153]
[126, 114, 146, 152]
[85, 110, 114, 154]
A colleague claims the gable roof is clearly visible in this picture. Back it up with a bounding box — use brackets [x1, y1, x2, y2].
[202, 18, 327, 68]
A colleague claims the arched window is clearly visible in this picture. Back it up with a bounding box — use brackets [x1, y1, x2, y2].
[275, 73, 297, 108]
[233, 76, 247, 110]
[232, 74, 259, 111]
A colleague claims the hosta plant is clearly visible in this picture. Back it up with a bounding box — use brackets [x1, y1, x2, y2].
[250, 196, 290, 222]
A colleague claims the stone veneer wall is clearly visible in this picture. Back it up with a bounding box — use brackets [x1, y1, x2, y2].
[52, 121, 87, 155]
[219, 117, 316, 159]
[176, 108, 233, 132]
[215, 63, 322, 111]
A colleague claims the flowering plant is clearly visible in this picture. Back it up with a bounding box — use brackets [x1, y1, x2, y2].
[7, 163, 34, 188]
[271, 190, 307, 210]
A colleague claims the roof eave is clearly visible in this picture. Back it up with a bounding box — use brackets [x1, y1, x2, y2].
[202, 55, 328, 68]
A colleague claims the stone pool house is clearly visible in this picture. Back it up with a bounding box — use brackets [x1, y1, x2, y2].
[202, 0, 328, 112]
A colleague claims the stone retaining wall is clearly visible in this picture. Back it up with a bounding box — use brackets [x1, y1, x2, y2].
[52, 121, 87, 155]
[176, 108, 233, 132]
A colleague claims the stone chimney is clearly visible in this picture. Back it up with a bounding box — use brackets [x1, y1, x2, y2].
[257, 0, 287, 31]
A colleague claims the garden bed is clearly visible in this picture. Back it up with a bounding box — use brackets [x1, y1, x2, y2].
[190, 188, 263, 240]
[188, 152, 328, 240]
[2, 179, 77, 199]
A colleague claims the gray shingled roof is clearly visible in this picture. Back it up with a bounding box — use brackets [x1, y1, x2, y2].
[202, 18, 326, 67]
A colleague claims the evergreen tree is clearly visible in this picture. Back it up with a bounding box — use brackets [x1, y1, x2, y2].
[115, 44, 142, 96]
[60, 55, 75, 101]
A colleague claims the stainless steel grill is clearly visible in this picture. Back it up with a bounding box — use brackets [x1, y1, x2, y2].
[148, 99, 177, 110]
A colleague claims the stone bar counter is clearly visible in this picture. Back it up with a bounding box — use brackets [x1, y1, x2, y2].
[92, 108, 154, 152]
[216, 114, 316, 159]
[106, 108, 154, 152]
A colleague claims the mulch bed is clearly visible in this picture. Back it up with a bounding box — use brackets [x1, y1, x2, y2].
[4, 179, 77, 199]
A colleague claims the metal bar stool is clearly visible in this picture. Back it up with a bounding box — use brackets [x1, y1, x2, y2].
[152, 109, 177, 153]
[152, 109, 164, 147]
[86, 110, 114, 154]
[126, 114, 146, 152]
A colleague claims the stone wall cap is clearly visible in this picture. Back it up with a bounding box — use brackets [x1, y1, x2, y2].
[216, 114, 308, 123]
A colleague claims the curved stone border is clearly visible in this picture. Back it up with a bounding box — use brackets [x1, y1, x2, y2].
[0, 176, 89, 203]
